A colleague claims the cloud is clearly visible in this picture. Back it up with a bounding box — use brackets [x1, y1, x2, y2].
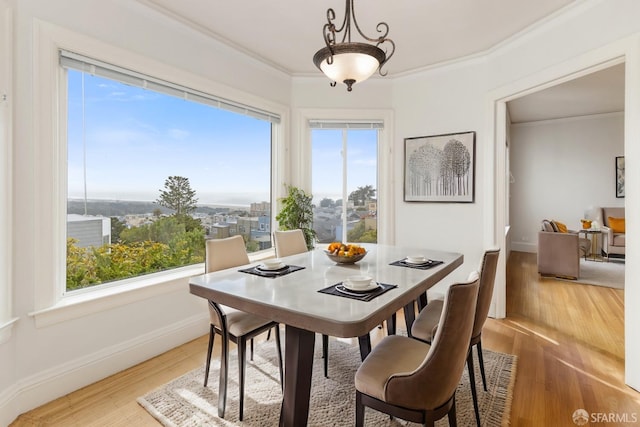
[168, 128, 190, 140]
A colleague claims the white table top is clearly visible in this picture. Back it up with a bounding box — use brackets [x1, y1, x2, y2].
[189, 244, 463, 338]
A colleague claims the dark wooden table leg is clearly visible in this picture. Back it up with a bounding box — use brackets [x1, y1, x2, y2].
[386, 312, 397, 336]
[358, 334, 372, 360]
[404, 301, 416, 338]
[279, 325, 315, 427]
[417, 293, 428, 312]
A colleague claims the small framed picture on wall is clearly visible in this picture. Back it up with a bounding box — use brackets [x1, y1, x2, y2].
[616, 156, 625, 198]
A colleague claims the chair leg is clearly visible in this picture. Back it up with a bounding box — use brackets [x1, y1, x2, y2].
[250, 338, 254, 362]
[322, 334, 329, 378]
[274, 325, 284, 390]
[355, 391, 365, 427]
[204, 324, 215, 387]
[466, 350, 481, 427]
[238, 337, 247, 421]
[447, 395, 457, 427]
[476, 339, 488, 391]
[218, 328, 229, 419]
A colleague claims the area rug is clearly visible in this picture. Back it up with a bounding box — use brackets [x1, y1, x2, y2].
[574, 258, 625, 289]
[138, 337, 517, 426]
[548, 259, 626, 289]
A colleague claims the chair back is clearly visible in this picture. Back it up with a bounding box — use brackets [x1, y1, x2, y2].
[205, 235, 250, 328]
[384, 276, 479, 410]
[472, 248, 500, 339]
[205, 235, 250, 273]
[273, 229, 307, 258]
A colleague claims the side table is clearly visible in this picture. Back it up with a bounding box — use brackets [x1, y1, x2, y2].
[578, 229, 603, 262]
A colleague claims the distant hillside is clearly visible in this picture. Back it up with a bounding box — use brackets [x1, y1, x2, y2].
[67, 199, 246, 217]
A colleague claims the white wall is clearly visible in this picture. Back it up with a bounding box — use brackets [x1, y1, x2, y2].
[1, 0, 291, 425]
[3, 0, 640, 424]
[509, 113, 624, 252]
[391, 59, 490, 296]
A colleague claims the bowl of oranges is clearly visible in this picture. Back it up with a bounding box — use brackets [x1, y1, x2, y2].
[324, 242, 367, 264]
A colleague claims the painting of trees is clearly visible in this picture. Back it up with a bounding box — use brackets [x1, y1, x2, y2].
[404, 131, 475, 202]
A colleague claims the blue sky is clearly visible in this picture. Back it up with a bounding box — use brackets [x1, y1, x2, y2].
[67, 70, 377, 206]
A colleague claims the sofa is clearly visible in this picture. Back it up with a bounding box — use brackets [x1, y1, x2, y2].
[537, 220, 590, 279]
[601, 207, 625, 259]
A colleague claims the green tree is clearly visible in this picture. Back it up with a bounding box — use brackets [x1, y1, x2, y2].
[66, 238, 99, 289]
[120, 216, 205, 261]
[347, 220, 378, 243]
[156, 176, 198, 215]
[319, 198, 334, 208]
[348, 185, 376, 206]
[246, 239, 260, 252]
[110, 217, 126, 243]
[276, 185, 317, 250]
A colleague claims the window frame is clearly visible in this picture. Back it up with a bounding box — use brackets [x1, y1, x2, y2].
[30, 22, 288, 327]
[310, 125, 382, 244]
[0, 0, 15, 343]
[296, 109, 395, 246]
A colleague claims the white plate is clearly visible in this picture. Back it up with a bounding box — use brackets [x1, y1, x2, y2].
[405, 257, 428, 265]
[258, 263, 286, 271]
[342, 280, 379, 292]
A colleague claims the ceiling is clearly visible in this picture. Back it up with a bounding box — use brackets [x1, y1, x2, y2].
[137, 0, 624, 123]
[508, 63, 625, 124]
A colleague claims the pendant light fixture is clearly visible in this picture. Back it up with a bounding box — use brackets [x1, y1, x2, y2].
[313, 0, 395, 92]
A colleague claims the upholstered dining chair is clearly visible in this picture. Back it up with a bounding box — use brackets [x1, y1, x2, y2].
[204, 235, 283, 421]
[354, 276, 480, 427]
[410, 248, 500, 427]
[273, 229, 308, 257]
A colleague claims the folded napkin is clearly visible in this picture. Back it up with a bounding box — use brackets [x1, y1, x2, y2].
[390, 259, 444, 270]
[318, 282, 397, 302]
[238, 264, 305, 278]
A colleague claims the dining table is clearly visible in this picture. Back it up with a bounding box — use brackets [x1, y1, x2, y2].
[189, 243, 463, 427]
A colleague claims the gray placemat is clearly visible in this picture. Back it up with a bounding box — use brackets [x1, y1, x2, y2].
[318, 282, 397, 301]
[390, 259, 443, 270]
[238, 264, 305, 278]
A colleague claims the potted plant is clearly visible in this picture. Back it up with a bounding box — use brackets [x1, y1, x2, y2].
[276, 185, 317, 250]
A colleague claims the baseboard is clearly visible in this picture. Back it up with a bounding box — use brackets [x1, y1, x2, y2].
[0, 312, 209, 426]
[510, 242, 537, 253]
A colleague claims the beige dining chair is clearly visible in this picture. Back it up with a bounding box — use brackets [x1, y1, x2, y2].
[273, 229, 308, 257]
[203, 235, 283, 421]
[410, 247, 500, 427]
[354, 275, 480, 426]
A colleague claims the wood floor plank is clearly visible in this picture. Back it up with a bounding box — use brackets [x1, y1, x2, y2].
[10, 251, 640, 426]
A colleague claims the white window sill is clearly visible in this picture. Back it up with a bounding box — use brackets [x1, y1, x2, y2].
[0, 317, 19, 345]
[29, 249, 276, 328]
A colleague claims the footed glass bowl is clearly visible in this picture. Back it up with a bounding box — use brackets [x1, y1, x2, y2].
[324, 250, 367, 264]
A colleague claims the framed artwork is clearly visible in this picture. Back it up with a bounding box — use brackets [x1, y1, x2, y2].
[616, 156, 625, 198]
[404, 131, 476, 203]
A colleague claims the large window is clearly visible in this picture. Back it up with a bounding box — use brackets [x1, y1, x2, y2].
[62, 52, 276, 291]
[311, 123, 379, 244]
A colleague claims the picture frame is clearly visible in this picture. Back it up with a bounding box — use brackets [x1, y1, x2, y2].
[616, 156, 625, 198]
[404, 131, 476, 203]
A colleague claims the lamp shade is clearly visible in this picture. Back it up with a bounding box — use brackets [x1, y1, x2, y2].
[313, 42, 386, 90]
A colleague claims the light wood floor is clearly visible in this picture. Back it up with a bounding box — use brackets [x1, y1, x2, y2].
[11, 251, 640, 426]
